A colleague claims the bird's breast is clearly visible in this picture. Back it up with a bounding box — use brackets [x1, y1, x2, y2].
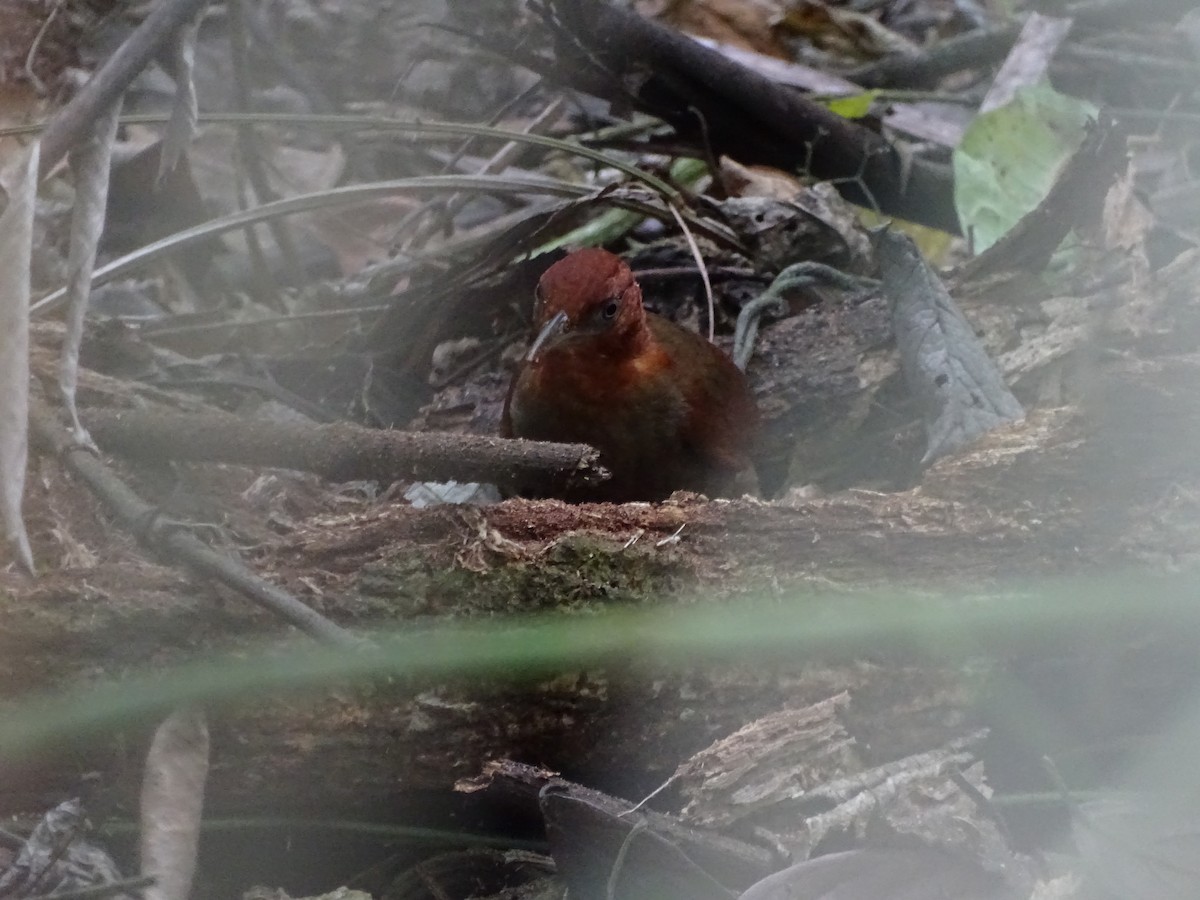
[509, 345, 684, 456]
[504, 322, 756, 500]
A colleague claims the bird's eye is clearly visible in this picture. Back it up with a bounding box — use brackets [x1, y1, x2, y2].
[602, 300, 620, 320]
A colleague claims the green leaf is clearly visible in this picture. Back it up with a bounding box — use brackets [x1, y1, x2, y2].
[953, 83, 1098, 253]
[826, 90, 879, 119]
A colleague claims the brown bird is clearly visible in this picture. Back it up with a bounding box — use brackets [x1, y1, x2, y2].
[501, 248, 759, 502]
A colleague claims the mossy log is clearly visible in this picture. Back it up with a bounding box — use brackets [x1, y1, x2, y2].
[3, 250, 1200, 820]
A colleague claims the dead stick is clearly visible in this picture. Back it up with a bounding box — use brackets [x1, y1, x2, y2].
[39, 0, 213, 177]
[82, 407, 608, 491]
[538, 0, 957, 232]
[30, 403, 363, 649]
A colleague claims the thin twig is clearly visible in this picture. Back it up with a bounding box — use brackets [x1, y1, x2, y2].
[241, 4, 333, 112]
[605, 820, 646, 900]
[387, 79, 549, 246]
[22, 0, 64, 94]
[407, 95, 567, 251]
[81, 406, 608, 492]
[227, 0, 302, 302]
[666, 202, 714, 342]
[30, 402, 364, 649]
[31, 173, 743, 317]
[621, 773, 678, 816]
[39, 0, 214, 177]
[632, 266, 759, 282]
[135, 304, 391, 339]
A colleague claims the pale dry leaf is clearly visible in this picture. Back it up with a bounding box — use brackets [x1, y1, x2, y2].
[141, 708, 210, 900]
[0, 798, 130, 897]
[1175, 8, 1200, 59]
[184, 129, 345, 212]
[875, 230, 1023, 462]
[158, 17, 200, 186]
[63, 98, 122, 448]
[692, 37, 968, 146]
[51, 523, 100, 569]
[186, 131, 347, 265]
[267, 143, 347, 197]
[1101, 168, 1155, 305]
[979, 13, 1073, 115]
[1028, 873, 1081, 899]
[1102, 169, 1155, 253]
[0, 139, 38, 573]
[719, 157, 806, 201]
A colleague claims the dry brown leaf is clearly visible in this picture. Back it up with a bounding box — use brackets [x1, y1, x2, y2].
[777, 0, 919, 60]
[304, 196, 420, 274]
[651, 0, 794, 59]
[719, 157, 807, 201]
[0, 82, 46, 165]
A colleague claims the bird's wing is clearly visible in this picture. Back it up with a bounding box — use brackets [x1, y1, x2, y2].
[646, 316, 759, 474]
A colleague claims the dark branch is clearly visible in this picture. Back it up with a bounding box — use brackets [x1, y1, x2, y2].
[30, 403, 363, 648]
[39, 0, 213, 177]
[82, 407, 608, 494]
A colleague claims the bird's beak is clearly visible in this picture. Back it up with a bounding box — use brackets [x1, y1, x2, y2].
[526, 310, 570, 361]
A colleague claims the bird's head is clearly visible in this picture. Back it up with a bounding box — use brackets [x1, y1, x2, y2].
[526, 248, 647, 362]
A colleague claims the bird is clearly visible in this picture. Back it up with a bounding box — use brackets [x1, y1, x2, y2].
[501, 248, 759, 502]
